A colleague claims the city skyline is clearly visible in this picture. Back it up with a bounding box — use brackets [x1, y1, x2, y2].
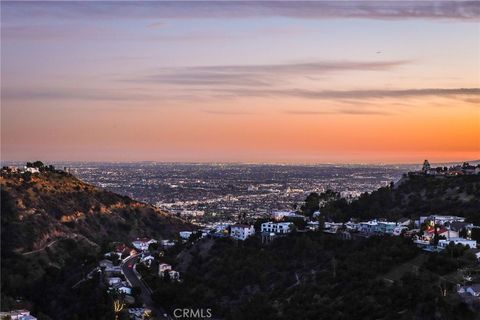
[1, 1, 479, 163]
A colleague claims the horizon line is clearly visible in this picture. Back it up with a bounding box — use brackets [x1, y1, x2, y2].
[2, 159, 478, 167]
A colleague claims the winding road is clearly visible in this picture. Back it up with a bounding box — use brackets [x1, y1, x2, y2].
[121, 254, 172, 320]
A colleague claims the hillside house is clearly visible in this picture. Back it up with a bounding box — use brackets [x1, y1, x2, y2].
[159, 263, 172, 276]
[110, 282, 132, 295]
[132, 238, 157, 251]
[230, 224, 255, 241]
[458, 284, 480, 297]
[107, 277, 122, 286]
[438, 238, 477, 248]
[261, 222, 293, 234]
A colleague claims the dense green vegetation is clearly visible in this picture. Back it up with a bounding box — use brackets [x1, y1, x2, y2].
[147, 233, 476, 320]
[319, 174, 480, 222]
[1, 238, 114, 319]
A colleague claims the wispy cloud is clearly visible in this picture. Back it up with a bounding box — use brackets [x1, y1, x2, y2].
[128, 60, 410, 87]
[3, 1, 479, 22]
[1, 87, 153, 101]
[202, 109, 255, 115]
[147, 21, 165, 29]
[219, 87, 480, 100]
[283, 108, 391, 116]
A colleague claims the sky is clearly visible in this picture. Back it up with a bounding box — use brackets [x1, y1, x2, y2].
[1, 1, 479, 164]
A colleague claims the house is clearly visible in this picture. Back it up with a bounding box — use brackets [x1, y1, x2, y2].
[420, 215, 465, 226]
[261, 222, 293, 234]
[131, 238, 157, 251]
[99, 259, 113, 268]
[307, 221, 320, 231]
[107, 277, 122, 286]
[271, 211, 303, 221]
[161, 239, 175, 248]
[345, 221, 359, 231]
[179, 231, 193, 240]
[158, 263, 172, 276]
[445, 221, 468, 232]
[114, 244, 136, 257]
[438, 238, 477, 248]
[0, 310, 37, 320]
[397, 218, 412, 227]
[140, 255, 155, 267]
[376, 222, 397, 234]
[111, 282, 132, 295]
[359, 220, 378, 234]
[324, 222, 343, 234]
[24, 167, 40, 174]
[230, 224, 255, 241]
[128, 308, 152, 320]
[424, 228, 459, 241]
[458, 284, 480, 297]
[105, 265, 122, 274]
[105, 251, 122, 259]
[168, 270, 180, 281]
[393, 226, 409, 236]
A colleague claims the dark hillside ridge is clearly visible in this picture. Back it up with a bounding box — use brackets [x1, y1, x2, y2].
[1, 166, 194, 319]
[321, 173, 480, 222]
[1, 169, 193, 253]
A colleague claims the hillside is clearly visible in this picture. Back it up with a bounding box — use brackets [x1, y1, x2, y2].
[0, 166, 193, 319]
[1, 169, 192, 253]
[320, 173, 480, 222]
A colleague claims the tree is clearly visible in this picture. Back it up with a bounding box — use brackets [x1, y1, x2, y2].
[470, 228, 480, 242]
[301, 192, 320, 217]
[148, 242, 159, 251]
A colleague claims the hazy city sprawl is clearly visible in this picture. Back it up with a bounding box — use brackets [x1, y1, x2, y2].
[66, 163, 413, 223]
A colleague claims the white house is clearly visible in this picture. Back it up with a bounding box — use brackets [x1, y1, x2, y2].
[111, 282, 132, 295]
[179, 231, 193, 240]
[158, 263, 172, 276]
[359, 220, 378, 234]
[420, 215, 465, 226]
[307, 221, 320, 231]
[438, 237, 477, 248]
[24, 167, 40, 174]
[140, 255, 155, 267]
[324, 222, 343, 234]
[99, 259, 113, 268]
[230, 224, 255, 241]
[161, 239, 175, 248]
[261, 222, 293, 234]
[271, 211, 300, 221]
[105, 265, 122, 273]
[397, 218, 412, 226]
[458, 284, 480, 297]
[168, 270, 180, 281]
[128, 308, 152, 320]
[345, 221, 360, 231]
[131, 238, 157, 251]
[107, 277, 122, 286]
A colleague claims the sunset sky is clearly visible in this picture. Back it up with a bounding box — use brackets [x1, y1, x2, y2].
[1, 1, 479, 164]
